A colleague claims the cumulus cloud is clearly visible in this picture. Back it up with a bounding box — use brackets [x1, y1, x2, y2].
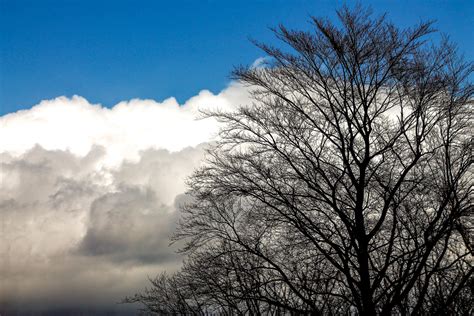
[0, 83, 250, 313]
[0, 82, 249, 166]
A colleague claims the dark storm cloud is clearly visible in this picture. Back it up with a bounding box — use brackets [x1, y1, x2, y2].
[0, 144, 206, 311]
[78, 186, 180, 264]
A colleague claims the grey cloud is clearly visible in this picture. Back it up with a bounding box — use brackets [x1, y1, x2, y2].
[0, 144, 207, 311]
[78, 186, 179, 264]
[113, 145, 207, 205]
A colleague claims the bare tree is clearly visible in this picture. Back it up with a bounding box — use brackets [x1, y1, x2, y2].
[130, 5, 473, 315]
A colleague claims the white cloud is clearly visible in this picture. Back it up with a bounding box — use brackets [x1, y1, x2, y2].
[0, 82, 250, 166]
[0, 83, 250, 312]
[250, 56, 270, 69]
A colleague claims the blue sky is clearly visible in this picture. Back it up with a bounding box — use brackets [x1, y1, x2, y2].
[1, 0, 473, 115]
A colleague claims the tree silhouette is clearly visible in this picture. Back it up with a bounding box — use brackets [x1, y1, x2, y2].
[128, 5, 473, 315]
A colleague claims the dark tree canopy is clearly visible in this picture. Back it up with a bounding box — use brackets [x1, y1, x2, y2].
[128, 6, 473, 315]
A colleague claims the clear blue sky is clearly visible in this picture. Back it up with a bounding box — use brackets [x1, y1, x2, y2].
[1, 0, 473, 115]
